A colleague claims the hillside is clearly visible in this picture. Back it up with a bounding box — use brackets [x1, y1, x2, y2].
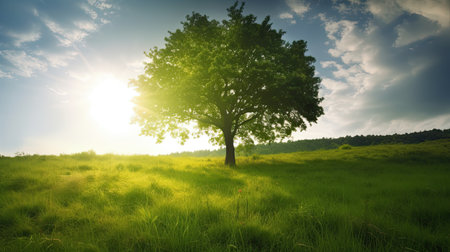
[171, 128, 450, 157]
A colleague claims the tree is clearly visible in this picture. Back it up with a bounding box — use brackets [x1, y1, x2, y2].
[131, 2, 324, 166]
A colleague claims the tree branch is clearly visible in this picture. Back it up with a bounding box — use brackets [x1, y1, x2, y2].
[232, 113, 258, 137]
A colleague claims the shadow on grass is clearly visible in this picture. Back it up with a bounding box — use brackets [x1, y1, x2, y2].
[147, 167, 245, 196]
[236, 152, 450, 181]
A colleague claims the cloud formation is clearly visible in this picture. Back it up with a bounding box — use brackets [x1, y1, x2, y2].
[286, 0, 310, 16]
[394, 15, 441, 47]
[367, 0, 450, 27]
[7, 31, 41, 47]
[279, 12, 296, 24]
[280, 12, 294, 19]
[0, 0, 115, 78]
[0, 50, 47, 77]
[315, 0, 450, 136]
[367, 0, 450, 47]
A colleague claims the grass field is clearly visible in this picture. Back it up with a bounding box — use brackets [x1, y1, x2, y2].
[0, 140, 449, 251]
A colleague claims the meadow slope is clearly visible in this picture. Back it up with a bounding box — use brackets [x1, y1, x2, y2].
[0, 140, 449, 251]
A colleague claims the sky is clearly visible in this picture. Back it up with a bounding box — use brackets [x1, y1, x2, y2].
[0, 0, 449, 156]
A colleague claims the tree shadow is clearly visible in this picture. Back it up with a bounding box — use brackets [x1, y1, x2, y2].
[147, 166, 245, 196]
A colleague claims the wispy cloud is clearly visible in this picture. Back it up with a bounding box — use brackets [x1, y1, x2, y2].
[81, 4, 98, 20]
[87, 0, 113, 10]
[279, 12, 296, 24]
[333, 0, 364, 15]
[42, 18, 89, 47]
[35, 50, 79, 68]
[7, 31, 41, 47]
[74, 20, 98, 32]
[0, 0, 116, 79]
[0, 69, 12, 79]
[0, 50, 47, 77]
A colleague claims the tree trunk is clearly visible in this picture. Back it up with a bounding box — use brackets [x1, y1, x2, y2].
[224, 129, 236, 166]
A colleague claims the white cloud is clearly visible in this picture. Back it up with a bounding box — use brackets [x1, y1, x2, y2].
[100, 18, 110, 24]
[320, 60, 338, 68]
[322, 17, 396, 92]
[0, 1, 114, 79]
[314, 11, 450, 138]
[0, 50, 47, 77]
[88, 0, 113, 10]
[0, 69, 12, 79]
[397, 0, 450, 28]
[43, 18, 90, 47]
[280, 12, 294, 19]
[323, 19, 364, 61]
[279, 12, 296, 24]
[40, 2, 112, 47]
[367, 0, 450, 27]
[7, 31, 41, 47]
[333, 0, 363, 14]
[348, 0, 362, 4]
[366, 0, 449, 51]
[74, 20, 97, 32]
[81, 4, 98, 20]
[96, 2, 113, 10]
[335, 3, 350, 14]
[321, 78, 349, 93]
[367, 0, 402, 23]
[35, 50, 79, 68]
[286, 0, 310, 16]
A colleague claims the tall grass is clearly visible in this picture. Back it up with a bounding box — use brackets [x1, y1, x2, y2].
[0, 140, 449, 251]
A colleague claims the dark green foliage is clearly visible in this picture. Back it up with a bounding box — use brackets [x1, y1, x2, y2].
[339, 144, 352, 150]
[39, 214, 60, 234]
[121, 187, 153, 213]
[127, 164, 142, 172]
[131, 2, 323, 165]
[149, 182, 172, 197]
[115, 163, 124, 171]
[78, 165, 93, 171]
[0, 212, 17, 229]
[236, 225, 276, 250]
[16, 203, 45, 219]
[2, 176, 38, 191]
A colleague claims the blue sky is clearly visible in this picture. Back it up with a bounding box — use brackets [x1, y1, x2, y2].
[0, 0, 449, 156]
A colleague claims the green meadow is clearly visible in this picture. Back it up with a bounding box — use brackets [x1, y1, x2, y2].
[1, 140, 449, 251]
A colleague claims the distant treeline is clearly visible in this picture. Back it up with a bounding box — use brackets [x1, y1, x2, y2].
[170, 128, 450, 157]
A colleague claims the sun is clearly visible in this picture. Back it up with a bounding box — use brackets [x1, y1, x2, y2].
[89, 76, 137, 133]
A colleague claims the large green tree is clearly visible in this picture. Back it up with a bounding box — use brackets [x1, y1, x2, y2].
[131, 2, 323, 166]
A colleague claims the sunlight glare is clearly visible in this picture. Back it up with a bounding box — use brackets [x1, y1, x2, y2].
[89, 76, 137, 134]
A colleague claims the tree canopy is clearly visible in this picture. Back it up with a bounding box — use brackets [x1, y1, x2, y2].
[131, 2, 324, 166]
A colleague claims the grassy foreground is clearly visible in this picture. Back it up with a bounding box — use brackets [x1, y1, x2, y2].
[0, 140, 449, 251]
